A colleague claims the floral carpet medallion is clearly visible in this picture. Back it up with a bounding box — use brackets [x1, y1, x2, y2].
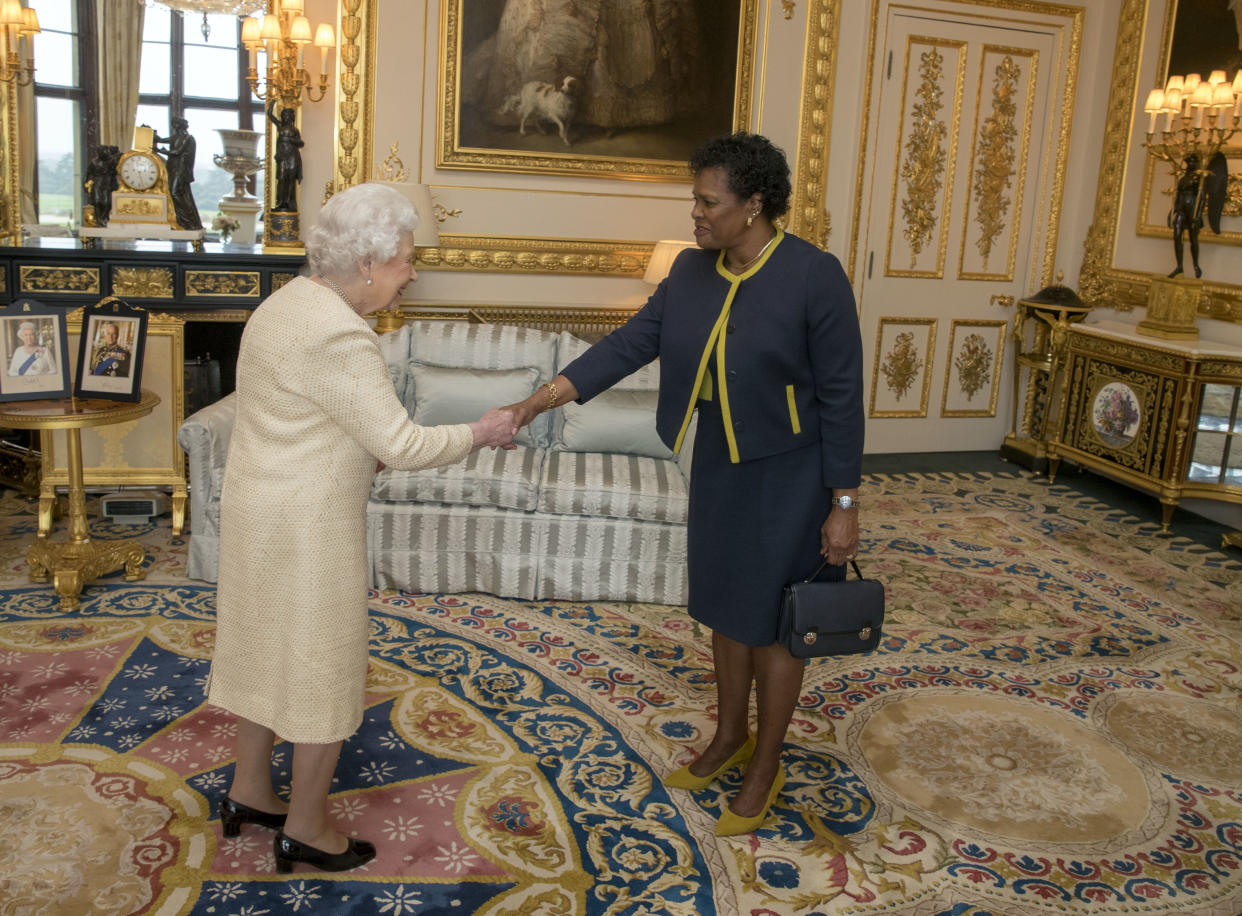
[0, 471, 1239, 915]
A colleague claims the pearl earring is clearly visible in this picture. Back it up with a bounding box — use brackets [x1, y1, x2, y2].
[366, 278, 373, 285]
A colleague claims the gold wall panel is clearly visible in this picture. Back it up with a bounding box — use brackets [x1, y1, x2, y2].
[885, 37, 966, 279]
[958, 46, 1037, 282]
[0, 76, 17, 244]
[184, 271, 262, 298]
[870, 317, 938, 417]
[112, 266, 175, 299]
[20, 266, 101, 295]
[941, 318, 1007, 417]
[40, 311, 188, 535]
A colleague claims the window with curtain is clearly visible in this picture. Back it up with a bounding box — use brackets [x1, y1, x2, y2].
[32, 0, 96, 230]
[30, 4, 263, 233]
[137, 6, 264, 232]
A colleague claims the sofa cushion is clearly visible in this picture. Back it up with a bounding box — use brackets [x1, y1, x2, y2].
[554, 388, 671, 459]
[377, 323, 412, 395]
[537, 450, 688, 524]
[406, 321, 559, 446]
[410, 364, 542, 447]
[372, 444, 545, 512]
[556, 331, 660, 391]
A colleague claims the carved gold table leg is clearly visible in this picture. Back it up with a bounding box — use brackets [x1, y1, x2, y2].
[25, 428, 148, 610]
[171, 489, 187, 536]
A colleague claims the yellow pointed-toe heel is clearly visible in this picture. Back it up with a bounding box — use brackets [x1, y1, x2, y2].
[715, 768, 786, 836]
[664, 735, 756, 791]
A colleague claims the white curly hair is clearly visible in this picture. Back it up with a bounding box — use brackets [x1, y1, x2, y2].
[304, 182, 420, 278]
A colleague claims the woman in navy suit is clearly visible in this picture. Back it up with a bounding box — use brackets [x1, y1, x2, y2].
[508, 132, 864, 835]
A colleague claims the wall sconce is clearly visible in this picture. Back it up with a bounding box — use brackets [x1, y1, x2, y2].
[240, 0, 335, 110]
[0, 0, 40, 86]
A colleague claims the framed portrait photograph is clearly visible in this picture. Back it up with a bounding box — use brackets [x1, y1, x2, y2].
[73, 298, 147, 402]
[0, 298, 72, 402]
[438, 0, 758, 180]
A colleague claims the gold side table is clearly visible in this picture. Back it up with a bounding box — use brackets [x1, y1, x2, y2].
[0, 390, 160, 609]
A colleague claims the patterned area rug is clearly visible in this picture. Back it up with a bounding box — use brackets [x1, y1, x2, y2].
[0, 471, 1240, 915]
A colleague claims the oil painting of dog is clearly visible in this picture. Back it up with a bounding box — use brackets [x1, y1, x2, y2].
[500, 76, 579, 147]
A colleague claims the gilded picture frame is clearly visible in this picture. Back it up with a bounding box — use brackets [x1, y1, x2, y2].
[438, 0, 757, 181]
[1080, 0, 1242, 323]
[331, 0, 842, 276]
[1135, 0, 1242, 249]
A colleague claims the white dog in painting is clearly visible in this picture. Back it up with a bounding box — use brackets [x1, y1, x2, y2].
[500, 76, 579, 147]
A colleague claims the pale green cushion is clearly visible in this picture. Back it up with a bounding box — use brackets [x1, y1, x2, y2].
[555, 388, 671, 459]
[410, 364, 547, 447]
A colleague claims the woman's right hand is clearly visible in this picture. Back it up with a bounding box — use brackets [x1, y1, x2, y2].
[468, 407, 518, 451]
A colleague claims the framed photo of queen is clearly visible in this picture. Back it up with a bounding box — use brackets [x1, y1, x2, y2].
[73, 298, 147, 402]
[0, 298, 71, 402]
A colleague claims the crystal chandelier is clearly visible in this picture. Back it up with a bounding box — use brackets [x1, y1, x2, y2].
[148, 1, 266, 40]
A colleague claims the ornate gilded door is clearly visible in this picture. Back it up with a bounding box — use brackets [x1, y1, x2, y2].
[854, 2, 1080, 454]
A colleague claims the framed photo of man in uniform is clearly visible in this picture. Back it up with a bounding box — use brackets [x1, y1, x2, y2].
[0, 298, 72, 402]
[73, 298, 147, 402]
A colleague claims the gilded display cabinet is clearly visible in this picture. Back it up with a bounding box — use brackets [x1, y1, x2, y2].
[1046, 321, 1242, 535]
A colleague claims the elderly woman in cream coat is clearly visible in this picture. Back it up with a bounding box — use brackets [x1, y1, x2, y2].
[207, 183, 516, 873]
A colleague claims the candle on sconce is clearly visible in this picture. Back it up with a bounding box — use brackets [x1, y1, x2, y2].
[241, 16, 259, 71]
[1144, 89, 1165, 133]
[314, 23, 335, 78]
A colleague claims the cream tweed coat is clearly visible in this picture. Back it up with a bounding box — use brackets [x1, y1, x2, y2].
[207, 277, 473, 743]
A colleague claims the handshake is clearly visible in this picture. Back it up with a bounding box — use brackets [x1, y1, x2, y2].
[466, 381, 563, 451]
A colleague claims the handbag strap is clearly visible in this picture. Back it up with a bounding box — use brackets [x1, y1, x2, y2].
[802, 557, 864, 583]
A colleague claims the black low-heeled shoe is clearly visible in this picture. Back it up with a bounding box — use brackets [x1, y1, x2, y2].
[273, 831, 376, 874]
[220, 796, 288, 838]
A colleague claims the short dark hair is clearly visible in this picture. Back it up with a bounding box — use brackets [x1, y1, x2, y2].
[689, 132, 791, 221]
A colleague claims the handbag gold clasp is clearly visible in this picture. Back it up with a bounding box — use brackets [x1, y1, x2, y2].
[859, 626, 872, 640]
[802, 631, 818, 646]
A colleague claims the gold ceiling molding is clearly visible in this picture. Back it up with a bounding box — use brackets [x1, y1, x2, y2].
[337, 0, 839, 274]
[1080, 0, 1242, 323]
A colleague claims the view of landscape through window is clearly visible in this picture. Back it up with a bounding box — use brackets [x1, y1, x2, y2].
[35, 2, 263, 237]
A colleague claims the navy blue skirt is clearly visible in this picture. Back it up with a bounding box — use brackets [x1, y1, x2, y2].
[686, 398, 843, 646]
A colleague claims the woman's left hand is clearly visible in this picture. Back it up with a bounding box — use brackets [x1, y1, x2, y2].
[821, 507, 859, 566]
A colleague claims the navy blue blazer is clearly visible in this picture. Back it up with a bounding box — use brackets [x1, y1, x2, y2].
[561, 231, 864, 489]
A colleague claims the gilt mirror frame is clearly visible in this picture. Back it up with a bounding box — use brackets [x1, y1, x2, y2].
[1080, 0, 1242, 323]
[328, 0, 842, 276]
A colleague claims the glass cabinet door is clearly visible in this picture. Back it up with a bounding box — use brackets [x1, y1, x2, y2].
[1188, 384, 1242, 487]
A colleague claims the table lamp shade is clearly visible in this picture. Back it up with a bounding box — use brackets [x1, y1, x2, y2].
[643, 240, 695, 284]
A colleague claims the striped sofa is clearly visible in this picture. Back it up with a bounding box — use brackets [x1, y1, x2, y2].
[177, 320, 693, 605]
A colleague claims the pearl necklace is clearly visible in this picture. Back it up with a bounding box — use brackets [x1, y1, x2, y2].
[726, 233, 777, 274]
[318, 275, 355, 312]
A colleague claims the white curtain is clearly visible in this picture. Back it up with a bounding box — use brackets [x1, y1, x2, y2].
[96, 0, 145, 149]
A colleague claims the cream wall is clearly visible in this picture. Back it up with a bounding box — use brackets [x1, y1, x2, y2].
[294, 0, 1141, 315]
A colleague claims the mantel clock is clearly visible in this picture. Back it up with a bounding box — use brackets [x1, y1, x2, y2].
[110, 127, 177, 228]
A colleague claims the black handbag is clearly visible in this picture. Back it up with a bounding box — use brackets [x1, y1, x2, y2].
[778, 558, 885, 658]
